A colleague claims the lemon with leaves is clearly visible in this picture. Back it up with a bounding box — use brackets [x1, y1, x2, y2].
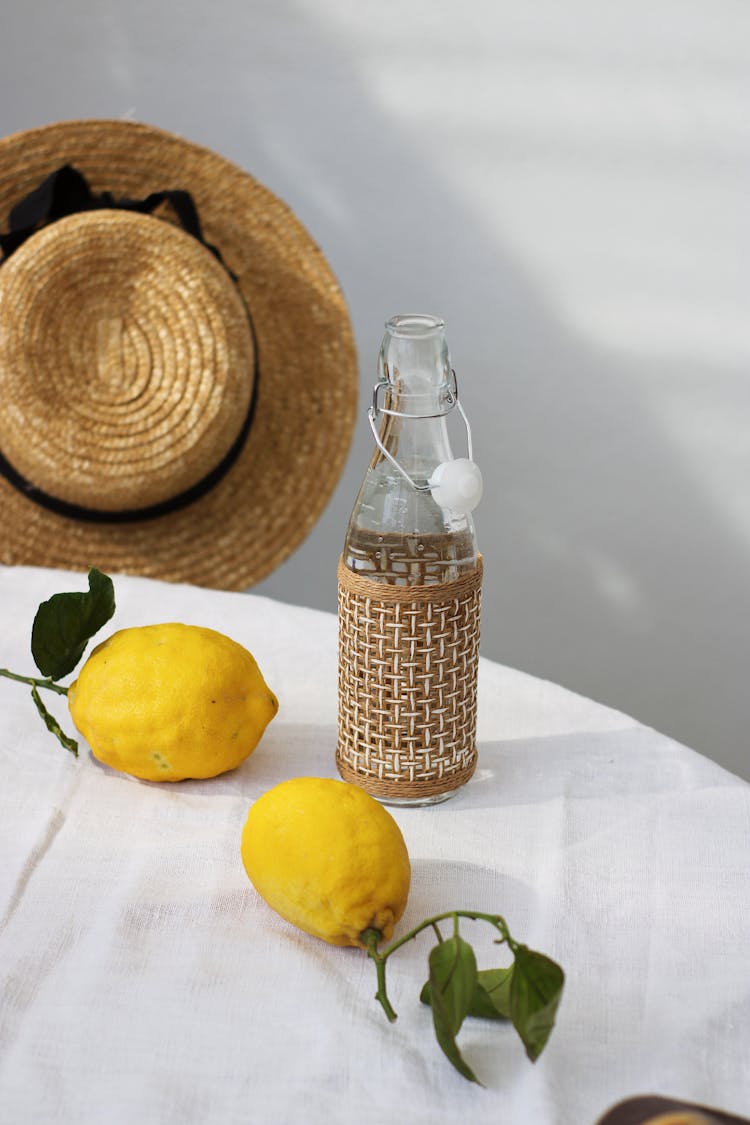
[241, 777, 411, 947]
[68, 623, 278, 781]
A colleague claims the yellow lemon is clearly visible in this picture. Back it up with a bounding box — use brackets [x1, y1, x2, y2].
[241, 777, 411, 947]
[68, 623, 278, 781]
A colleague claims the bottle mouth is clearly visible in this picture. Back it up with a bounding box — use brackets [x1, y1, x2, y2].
[385, 314, 446, 338]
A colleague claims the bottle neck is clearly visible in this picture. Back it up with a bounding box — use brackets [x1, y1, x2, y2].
[375, 314, 455, 480]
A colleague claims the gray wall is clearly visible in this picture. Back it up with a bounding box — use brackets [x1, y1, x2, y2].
[1, 1, 748, 778]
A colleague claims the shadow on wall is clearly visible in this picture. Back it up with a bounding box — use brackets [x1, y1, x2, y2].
[0, 0, 746, 778]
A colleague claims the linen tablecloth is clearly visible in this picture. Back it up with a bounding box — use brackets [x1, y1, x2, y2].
[1, 566, 748, 1124]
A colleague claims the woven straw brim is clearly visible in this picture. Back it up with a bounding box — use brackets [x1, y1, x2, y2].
[0, 119, 357, 589]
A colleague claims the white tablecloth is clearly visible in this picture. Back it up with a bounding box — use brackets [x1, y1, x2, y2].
[1, 566, 748, 1124]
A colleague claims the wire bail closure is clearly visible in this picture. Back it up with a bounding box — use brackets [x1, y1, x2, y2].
[367, 368, 482, 514]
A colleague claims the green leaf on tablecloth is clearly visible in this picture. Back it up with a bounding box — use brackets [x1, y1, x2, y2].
[421, 963, 514, 1021]
[509, 945, 564, 1062]
[31, 568, 115, 680]
[427, 935, 482, 1084]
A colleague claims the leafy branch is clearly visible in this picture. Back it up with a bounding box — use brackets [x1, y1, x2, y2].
[0, 567, 115, 754]
[361, 911, 564, 1085]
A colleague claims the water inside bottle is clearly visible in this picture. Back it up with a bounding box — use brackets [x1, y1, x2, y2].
[344, 455, 477, 586]
[345, 524, 476, 586]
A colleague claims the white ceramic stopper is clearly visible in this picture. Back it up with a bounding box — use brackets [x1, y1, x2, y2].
[428, 458, 483, 514]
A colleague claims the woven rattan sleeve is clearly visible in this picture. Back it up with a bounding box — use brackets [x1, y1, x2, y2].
[336, 557, 482, 800]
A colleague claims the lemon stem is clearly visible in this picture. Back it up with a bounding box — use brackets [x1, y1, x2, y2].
[30, 685, 78, 756]
[0, 668, 69, 695]
[379, 911, 515, 962]
[361, 928, 398, 1023]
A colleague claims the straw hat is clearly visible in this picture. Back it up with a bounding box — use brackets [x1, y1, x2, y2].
[0, 119, 358, 589]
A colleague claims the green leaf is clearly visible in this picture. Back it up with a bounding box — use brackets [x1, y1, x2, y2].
[510, 945, 565, 1062]
[429, 935, 478, 1035]
[31, 568, 115, 680]
[472, 966, 514, 1020]
[30, 685, 78, 756]
[430, 982, 482, 1085]
[427, 935, 482, 1084]
[421, 964, 514, 1021]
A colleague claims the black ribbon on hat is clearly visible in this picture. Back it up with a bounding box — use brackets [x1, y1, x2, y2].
[0, 164, 231, 271]
[0, 165, 258, 523]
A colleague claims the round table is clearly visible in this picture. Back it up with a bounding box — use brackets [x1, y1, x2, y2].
[1, 566, 748, 1124]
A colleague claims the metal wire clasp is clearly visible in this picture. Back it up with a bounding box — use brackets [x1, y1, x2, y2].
[367, 368, 475, 494]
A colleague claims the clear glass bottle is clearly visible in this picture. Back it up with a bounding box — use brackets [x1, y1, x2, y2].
[343, 314, 479, 585]
[338, 314, 482, 807]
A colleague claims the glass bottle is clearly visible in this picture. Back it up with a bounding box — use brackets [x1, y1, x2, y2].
[338, 313, 482, 807]
[343, 313, 480, 586]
